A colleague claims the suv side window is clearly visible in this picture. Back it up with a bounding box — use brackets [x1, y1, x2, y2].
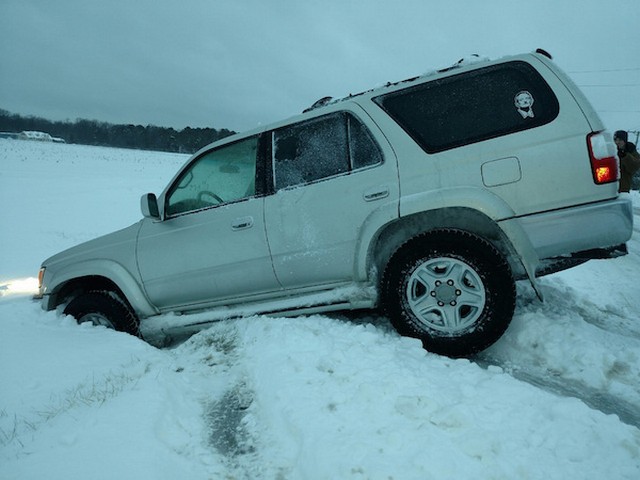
[374, 61, 560, 153]
[272, 112, 382, 190]
[350, 114, 383, 170]
[166, 136, 258, 216]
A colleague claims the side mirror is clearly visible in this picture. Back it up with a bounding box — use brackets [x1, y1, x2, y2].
[141, 193, 160, 219]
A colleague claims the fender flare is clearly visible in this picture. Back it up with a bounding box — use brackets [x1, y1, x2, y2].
[357, 187, 543, 299]
[45, 260, 158, 317]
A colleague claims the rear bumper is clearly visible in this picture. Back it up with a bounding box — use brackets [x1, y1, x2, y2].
[517, 198, 633, 260]
[534, 243, 627, 277]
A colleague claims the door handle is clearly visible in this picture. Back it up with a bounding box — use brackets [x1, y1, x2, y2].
[363, 187, 390, 202]
[232, 216, 254, 230]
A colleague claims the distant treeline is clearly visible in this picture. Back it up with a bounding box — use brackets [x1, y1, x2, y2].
[0, 109, 235, 153]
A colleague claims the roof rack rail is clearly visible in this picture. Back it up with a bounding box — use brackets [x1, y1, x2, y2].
[535, 48, 553, 59]
[437, 54, 488, 73]
[303, 96, 333, 113]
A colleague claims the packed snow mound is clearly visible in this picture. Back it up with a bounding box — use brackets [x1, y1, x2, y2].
[1, 139, 639, 479]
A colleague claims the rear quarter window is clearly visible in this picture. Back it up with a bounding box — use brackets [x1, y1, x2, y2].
[373, 61, 560, 153]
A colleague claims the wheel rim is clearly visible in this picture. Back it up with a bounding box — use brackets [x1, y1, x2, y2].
[405, 257, 486, 334]
[77, 312, 116, 329]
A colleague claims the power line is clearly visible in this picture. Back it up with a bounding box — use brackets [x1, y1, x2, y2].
[569, 67, 640, 74]
[578, 84, 640, 87]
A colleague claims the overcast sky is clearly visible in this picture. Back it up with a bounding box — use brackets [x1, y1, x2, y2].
[1, 0, 639, 134]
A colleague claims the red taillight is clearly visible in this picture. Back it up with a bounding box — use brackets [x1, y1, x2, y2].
[587, 132, 618, 185]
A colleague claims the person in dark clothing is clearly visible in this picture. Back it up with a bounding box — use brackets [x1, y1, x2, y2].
[614, 130, 640, 192]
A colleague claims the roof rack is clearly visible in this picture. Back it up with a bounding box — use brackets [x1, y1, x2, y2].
[304, 51, 549, 114]
[535, 48, 553, 59]
[303, 96, 334, 113]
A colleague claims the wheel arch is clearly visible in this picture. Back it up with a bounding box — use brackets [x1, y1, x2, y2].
[53, 275, 123, 306]
[368, 207, 533, 287]
[43, 260, 158, 318]
[381, 228, 517, 357]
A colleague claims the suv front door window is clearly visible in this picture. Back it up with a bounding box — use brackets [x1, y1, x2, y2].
[136, 135, 280, 309]
[167, 136, 258, 216]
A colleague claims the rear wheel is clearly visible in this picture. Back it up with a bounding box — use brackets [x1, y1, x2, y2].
[382, 229, 516, 357]
[63, 291, 140, 336]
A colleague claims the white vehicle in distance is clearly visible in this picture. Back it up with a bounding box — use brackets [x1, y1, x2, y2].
[36, 49, 633, 357]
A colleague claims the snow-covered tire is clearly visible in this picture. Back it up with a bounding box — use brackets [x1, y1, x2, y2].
[63, 290, 140, 336]
[382, 229, 515, 357]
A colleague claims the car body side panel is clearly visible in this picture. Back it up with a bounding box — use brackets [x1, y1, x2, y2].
[398, 186, 518, 221]
[360, 54, 618, 217]
[263, 104, 400, 289]
[355, 54, 625, 285]
[532, 54, 604, 132]
[38, 223, 158, 317]
[41, 258, 158, 317]
[136, 198, 280, 311]
[264, 169, 399, 288]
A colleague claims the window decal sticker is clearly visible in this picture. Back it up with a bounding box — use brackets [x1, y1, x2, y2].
[514, 91, 535, 118]
[374, 61, 559, 153]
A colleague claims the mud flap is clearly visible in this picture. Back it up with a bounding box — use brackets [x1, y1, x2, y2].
[523, 259, 544, 301]
[498, 218, 544, 301]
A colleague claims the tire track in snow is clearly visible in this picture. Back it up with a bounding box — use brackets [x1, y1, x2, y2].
[477, 279, 640, 429]
[475, 356, 640, 429]
[573, 299, 640, 341]
[173, 323, 263, 480]
[336, 305, 640, 428]
[206, 382, 255, 458]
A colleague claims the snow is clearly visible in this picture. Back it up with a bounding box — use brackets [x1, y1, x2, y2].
[1, 138, 639, 479]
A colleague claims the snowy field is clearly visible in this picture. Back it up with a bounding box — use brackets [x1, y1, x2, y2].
[1, 138, 639, 479]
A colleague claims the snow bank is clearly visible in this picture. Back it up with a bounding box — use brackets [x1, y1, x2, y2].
[1, 139, 639, 479]
[0, 139, 187, 283]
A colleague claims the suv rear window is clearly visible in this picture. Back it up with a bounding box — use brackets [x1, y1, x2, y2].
[374, 61, 560, 153]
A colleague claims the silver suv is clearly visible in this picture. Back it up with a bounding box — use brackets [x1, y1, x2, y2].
[37, 50, 633, 357]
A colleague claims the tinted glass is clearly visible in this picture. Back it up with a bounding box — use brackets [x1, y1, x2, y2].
[166, 136, 258, 216]
[272, 112, 383, 190]
[374, 61, 560, 153]
[273, 113, 349, 190]
[349, 114, 383, 169]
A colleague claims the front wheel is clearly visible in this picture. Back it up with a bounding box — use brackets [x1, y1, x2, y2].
[63, 291, 140, 336]
[382, 230, 516, 357]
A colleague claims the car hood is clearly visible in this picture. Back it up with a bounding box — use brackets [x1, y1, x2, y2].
[42, 221, 142, 268]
